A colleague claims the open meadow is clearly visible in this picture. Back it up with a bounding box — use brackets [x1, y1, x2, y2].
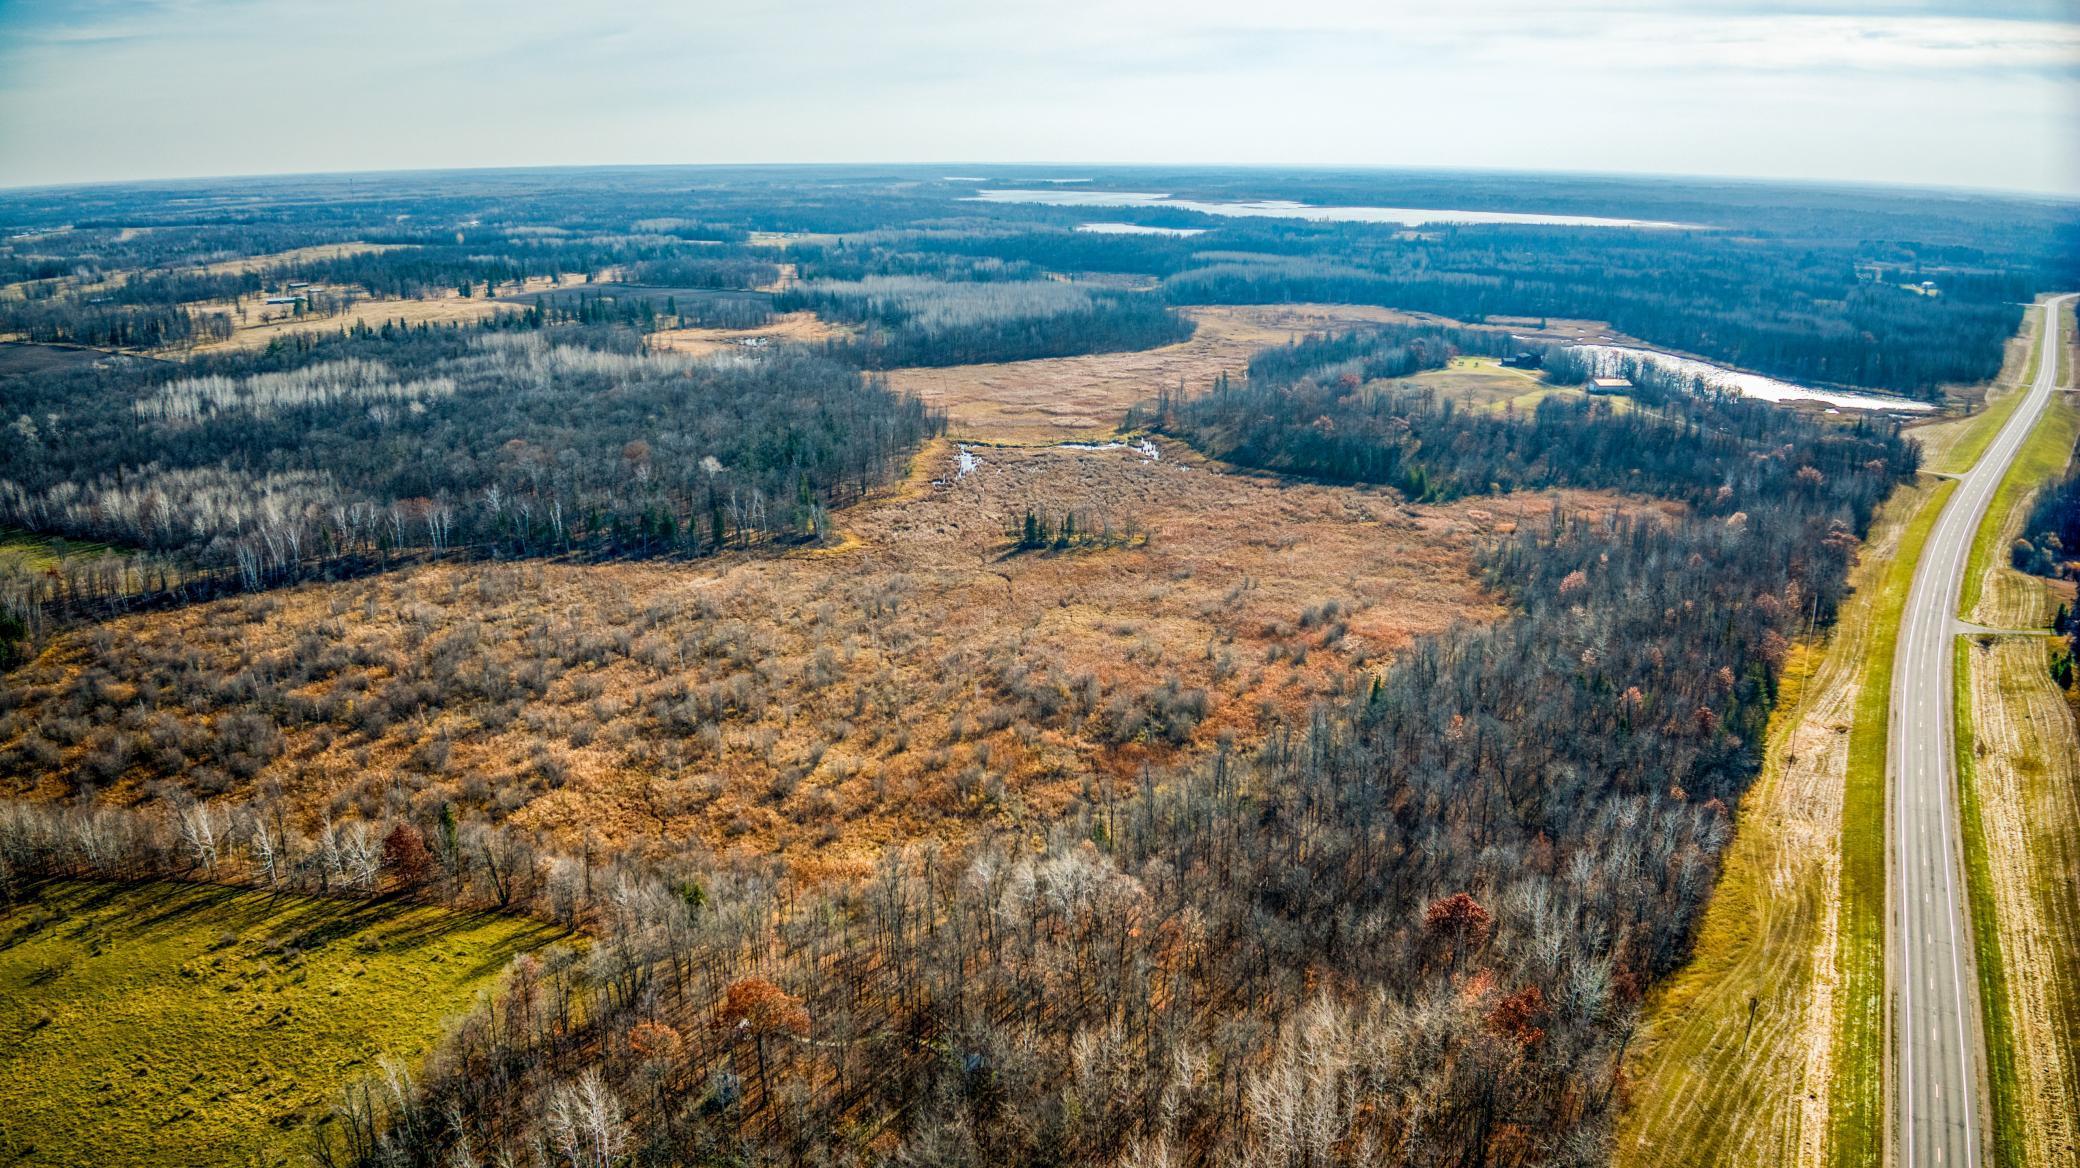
[0, 435, 1631, 864]
[884, 303, 1622, 440]
[0, 880, 557, 1167]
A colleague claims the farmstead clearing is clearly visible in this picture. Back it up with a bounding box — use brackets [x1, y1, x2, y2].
[178, 273, 592, 354]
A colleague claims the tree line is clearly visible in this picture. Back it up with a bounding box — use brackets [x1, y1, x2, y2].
[1163, 327, 1915, 512]
[776, 275, 1194, 368]
[0, 322, 941, 637]
[2012, 445, 2078, 581]
[1159, 249, 2021, 399]
[2014, 423, 2080, 688]
[1241, 322, 1529, 388]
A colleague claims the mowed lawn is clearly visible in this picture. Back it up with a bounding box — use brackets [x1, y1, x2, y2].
[0, 880, 558, 1167]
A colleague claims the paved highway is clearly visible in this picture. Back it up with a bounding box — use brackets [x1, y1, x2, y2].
[1890, 292, 2072, 1168]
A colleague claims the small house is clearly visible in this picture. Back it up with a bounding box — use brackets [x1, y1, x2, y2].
[1500, 351, 1543, 370]
[264, 295, 305, 306]
[1587, 377, 1633, 395]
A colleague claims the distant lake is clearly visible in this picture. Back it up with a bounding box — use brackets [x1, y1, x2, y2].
[1075, 222, 1207, 236]
[971, 189, 1693, 229]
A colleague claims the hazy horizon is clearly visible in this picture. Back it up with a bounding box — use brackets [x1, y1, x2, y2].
[3, 0, 2076, 196]
[2, 159, 2076, 205]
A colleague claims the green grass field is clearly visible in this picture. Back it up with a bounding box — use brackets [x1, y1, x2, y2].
[0, 881, 559, 1167]
[2061, 300, 2074, 387]
[1402, 357, 1637, 416]
[1831, 477, 1954, 1168]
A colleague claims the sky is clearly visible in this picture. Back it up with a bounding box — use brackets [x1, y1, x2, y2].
[1, 0, 2077, 195]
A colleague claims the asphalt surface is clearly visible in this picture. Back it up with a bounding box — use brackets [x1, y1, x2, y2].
[1890, 293, 2072, 1168]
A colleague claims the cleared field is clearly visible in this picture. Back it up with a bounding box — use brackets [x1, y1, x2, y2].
[1617, 478, 1939, 1168]
[883, 304, 1625, 441]
[0, 529, 149, 597]
[0, 880, 556, 1168]
[177, 273, 591, 355]
[879, 304, 1422, 440]
[747, 231, 843, 249]
[1955, 634, 2080, 1168]
[0, 438, 1632, 865]
[1401, 355, 1548, 407]
[188, 241, 404, 277]
[647, 309, 844, 357]
[1949, 297, 2079, 1167]
[1400, 354, 1637, 414]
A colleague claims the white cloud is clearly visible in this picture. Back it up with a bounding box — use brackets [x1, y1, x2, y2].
[0, 0, 2074, 192]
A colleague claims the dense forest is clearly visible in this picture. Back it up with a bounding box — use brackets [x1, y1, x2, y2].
[777, 275, 1193, 367]
[0, 296, 230, 349]
[2014, 428, 2080, 686]
[810, 212, 2039, 397]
